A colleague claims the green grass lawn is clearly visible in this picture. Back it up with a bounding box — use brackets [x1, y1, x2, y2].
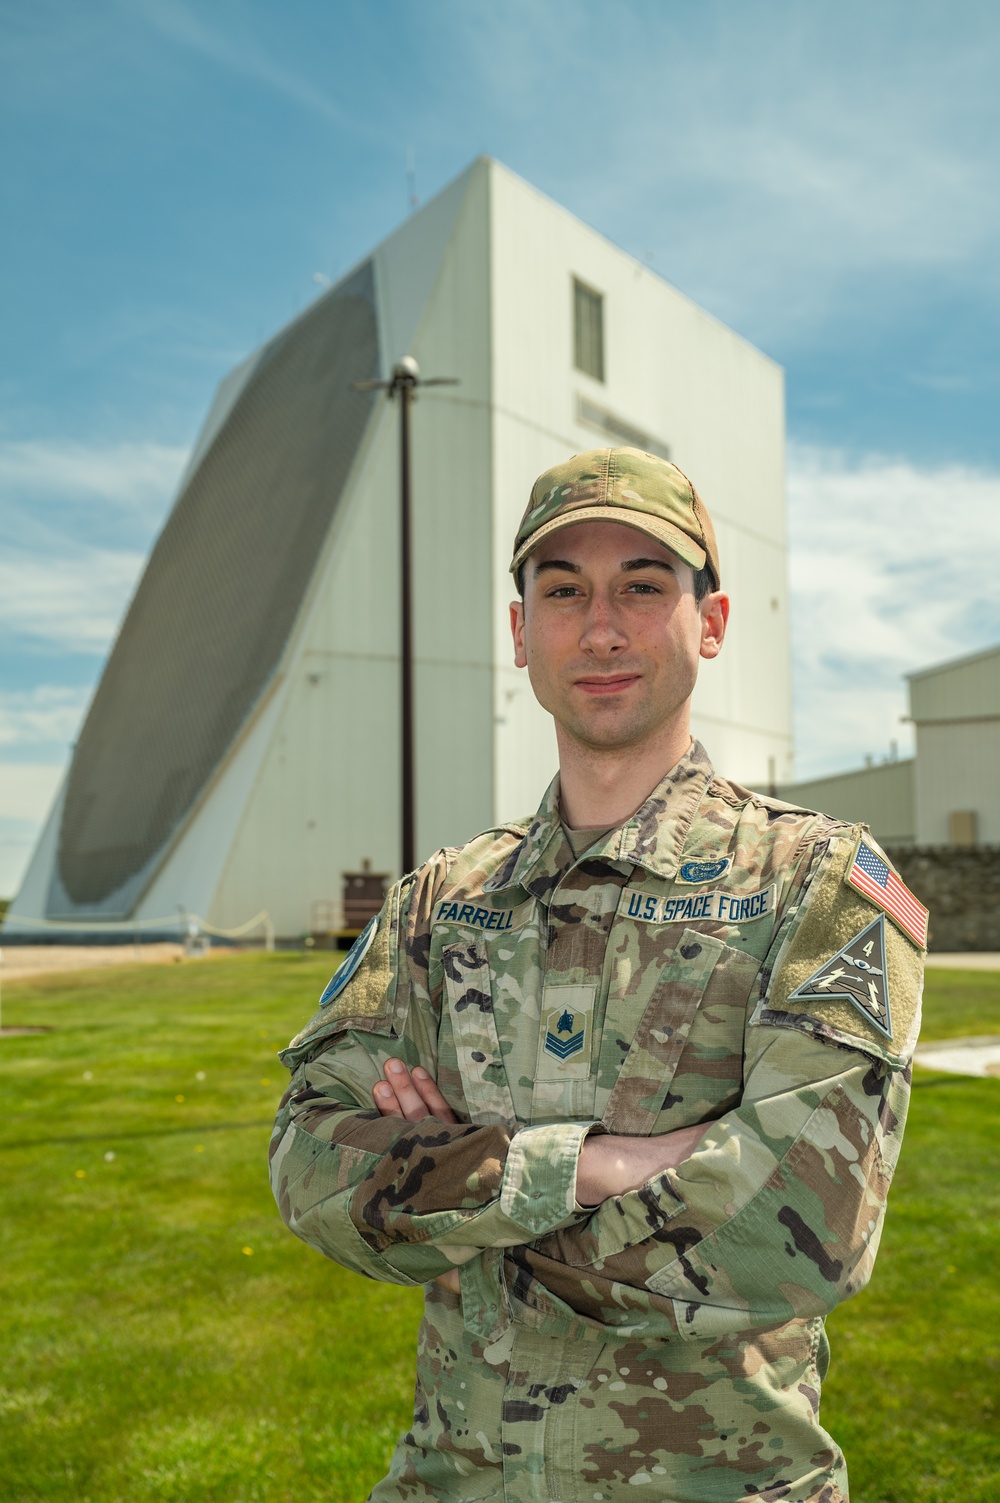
[0, 953, 997, 1503]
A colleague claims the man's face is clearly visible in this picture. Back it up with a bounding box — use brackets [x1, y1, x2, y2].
[509, 521, 728, 755]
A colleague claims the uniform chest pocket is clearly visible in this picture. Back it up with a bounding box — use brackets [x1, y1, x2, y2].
[439, 937, 517, 1129]
[601, 929, 757, 1134]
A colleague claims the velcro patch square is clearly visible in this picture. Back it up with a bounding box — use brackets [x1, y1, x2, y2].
[787, 914, 892, 1038]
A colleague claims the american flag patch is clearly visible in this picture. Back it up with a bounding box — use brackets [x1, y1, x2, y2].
[846, 840, 928, 948]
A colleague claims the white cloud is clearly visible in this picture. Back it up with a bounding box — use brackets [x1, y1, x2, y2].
[0, 764, 65, 821]
[130, 0, 369, 135]
[442, 2, 1000, 345]
[0, 435, 186, 891]
[0, 439, 188, 510]
[0, 547, 147, 652]
[0, 438, 188, 650]
[0, 820, 42, 899]
[787, 444, 1000, 778]
[0, 687, 91, 753]
[0, 699, 85, 898]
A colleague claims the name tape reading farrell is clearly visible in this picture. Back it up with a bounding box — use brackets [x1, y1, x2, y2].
[434, 902, 518, 931]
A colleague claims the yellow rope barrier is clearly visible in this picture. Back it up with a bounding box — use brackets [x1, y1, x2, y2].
[197, 911, 275, 948]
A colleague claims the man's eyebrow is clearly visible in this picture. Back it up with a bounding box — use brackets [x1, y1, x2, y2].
[532, 555, 676, 579]
[621, 557, 675, 573]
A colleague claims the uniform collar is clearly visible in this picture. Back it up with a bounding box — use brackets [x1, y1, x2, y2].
[484, 739, 716, 897]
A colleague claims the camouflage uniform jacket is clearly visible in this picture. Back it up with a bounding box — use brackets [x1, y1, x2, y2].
[271, 741, 924, 1503]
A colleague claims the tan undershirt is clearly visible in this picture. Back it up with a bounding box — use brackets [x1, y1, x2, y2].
[562, 823, 616, 860]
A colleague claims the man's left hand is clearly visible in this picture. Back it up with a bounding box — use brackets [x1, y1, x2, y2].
[373, 1058, 458, 1124]
[373, 1059, 461, 1294]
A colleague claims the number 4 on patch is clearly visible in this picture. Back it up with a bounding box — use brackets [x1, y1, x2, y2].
[787, 914, 892, 1039]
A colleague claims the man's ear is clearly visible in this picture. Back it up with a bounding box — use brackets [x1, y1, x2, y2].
[699, 591, 729, 661]
[510, 600, 527, 668]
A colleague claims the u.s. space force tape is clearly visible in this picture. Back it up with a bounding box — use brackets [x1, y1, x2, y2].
[622, 883, 776, 925]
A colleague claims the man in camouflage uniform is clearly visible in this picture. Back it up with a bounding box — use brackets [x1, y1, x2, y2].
[271, 447, 926, 1502]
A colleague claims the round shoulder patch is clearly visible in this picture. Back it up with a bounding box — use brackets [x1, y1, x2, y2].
[317, 916, 378, 1007]
[679, 857, 732, 884]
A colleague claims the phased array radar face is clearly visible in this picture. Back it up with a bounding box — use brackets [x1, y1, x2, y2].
[49, 263, 380, 919]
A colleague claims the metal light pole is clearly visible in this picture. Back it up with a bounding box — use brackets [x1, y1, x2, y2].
[353, 357, 458, 873]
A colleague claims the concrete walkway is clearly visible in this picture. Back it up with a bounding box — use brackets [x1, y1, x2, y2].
[0, 943, 187, 981]
[924, 952, 1000, 969]
[915, 1036, 1000, 1078]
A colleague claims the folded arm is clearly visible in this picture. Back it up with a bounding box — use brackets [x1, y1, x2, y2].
[270, 1022, 597, 1287]
[371, 1058, 713, 1292]
[516, 1026, 908, 1337]
[368, 1028, 905, 1336]
[272, 869, 612, 1287]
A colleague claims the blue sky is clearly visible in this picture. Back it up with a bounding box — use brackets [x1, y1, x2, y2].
[3, 0, 1000, 893]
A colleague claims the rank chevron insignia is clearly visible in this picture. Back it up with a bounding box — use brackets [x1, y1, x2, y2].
[544, 1006, 586, 1060]
[787, 914, 892, 1038]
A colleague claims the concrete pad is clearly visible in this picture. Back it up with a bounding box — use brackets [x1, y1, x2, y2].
[0, 943, 187, 981]
[914, 1036, 1000, 1078]
[925, 953, 1000, 969]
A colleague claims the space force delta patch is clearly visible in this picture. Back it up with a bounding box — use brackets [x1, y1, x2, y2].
[787, 914, 892, 1038]
[622, 883, 776, 925]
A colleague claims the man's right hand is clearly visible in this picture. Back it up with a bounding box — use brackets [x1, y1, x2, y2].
[575, 1122, 710, 1207]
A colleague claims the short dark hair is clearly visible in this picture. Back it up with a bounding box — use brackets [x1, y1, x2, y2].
[692, 565, 714, 602]
[515, 560, 715, 601]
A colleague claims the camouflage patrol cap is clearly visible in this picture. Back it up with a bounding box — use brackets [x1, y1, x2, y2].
[510, 447, 721, 588]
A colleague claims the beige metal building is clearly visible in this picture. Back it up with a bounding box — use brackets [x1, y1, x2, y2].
[910, 644, 1000, 846]
[8, 157, 790, 939]
[771, 760, 916, 846]
[776, 642, 1000, 848]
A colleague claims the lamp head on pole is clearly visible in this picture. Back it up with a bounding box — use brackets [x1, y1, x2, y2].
[352, 358, 456, 400]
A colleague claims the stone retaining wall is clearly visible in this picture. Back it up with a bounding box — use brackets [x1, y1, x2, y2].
[886, 846, 1000, 952]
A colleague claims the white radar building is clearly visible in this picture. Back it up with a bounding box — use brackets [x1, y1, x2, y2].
[9, 158, 790, 941]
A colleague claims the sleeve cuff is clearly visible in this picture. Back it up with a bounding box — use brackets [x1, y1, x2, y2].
[498, 1120, 596, 1236]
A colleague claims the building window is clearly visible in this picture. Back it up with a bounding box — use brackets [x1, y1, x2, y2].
[573, 278, 604, 381]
